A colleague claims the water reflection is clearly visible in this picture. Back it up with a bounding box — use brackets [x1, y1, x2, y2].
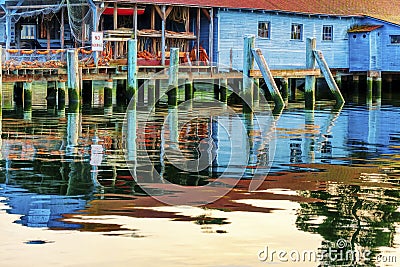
[0, 83, 399, 266]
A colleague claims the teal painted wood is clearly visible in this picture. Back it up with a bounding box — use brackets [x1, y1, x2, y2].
[243, 35, 255, 111]
[66, 49, 80, 109]
[127, 39, 138, 101]
[217, 10, 359, 71]
[168, 48, 179, 106]
[305, 37, 316, 109]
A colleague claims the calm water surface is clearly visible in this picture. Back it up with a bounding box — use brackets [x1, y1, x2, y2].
[0, 82, 399, 266]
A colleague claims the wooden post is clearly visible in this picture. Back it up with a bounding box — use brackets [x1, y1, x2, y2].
[127, 39, 138, 102]
[57, 81, 66, 109]
[133, 3, 138, 39]
[61, 7, 65, 51]
[113, 3, 118, 30]
[185, 79, 193, 100]
[23, 82, 32, 111]
[138, 79, 145, 105]
[305, 37, 316, 110]
[116, 79, 127, 106]
[253, 78, 260, 103]
[47, 81, 57, 109]
[161, 5, 166, 66]
[289, 78, 296, 101]
[242, 35, 255, 112]
[213, 79, 220, 100]
[209, 8, 214, 66]
[335, 73, 342, 90]
[367, 75, 373, 104]
[220, 78, 228, 103]
[5, 13, 11, 55]
[281, 78, 289, 105]
[148, 79, 156, 107]
[104, 79, 113, 107]
[0, 46, 2, 108]
[155, 79, 161, 104]
[313, 50, 345, 106]
[168, 48, 179, 106]
[67, 49, 80, 111]
[252, 48, 284, 109]
[352, 75, 360, 103]
[375, 77, 382, 103]
[196, 8, 201, 62]
[81, 80, 92, 106]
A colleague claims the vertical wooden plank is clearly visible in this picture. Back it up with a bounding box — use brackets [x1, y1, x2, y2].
[113, 3, 118, 30]
[168, 48, 179, 106]
[148, 79, 156, 107]
[220, 78, 228, 103]
[305, 37, 316, 110]
[209, 8, 214, 66]
[61, 7, 65, 50]
[151, 6, 155, 29]
[196, 8, 201, 62]
[133, 3, 138, 39]
[67, 49, 80, 112]
[161, 6, 166, 65]
[242, 35, 255, 112]
[253, 78, 260, 103]
[185, 79, 193, 100]
[127, 39, 138, 102]
[185, 7, 190, 32]
[5, 13, 11, 54]
[57, 81, 66, 110]
[281, 78, 289, 104]
[104, 79, 113, 107]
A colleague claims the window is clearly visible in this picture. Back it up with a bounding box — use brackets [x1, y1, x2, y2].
[20, 24, 36, 40]
[390, 35, 400, 44]
[322, 25, 333, 41]
[291, 23, 303, 40]
[258, 21, 270, 38]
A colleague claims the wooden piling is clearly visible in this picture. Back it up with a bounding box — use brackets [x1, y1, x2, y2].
[374, 77, 382, 100]
[116, 79, 127, 106]
[47, 81, 57, 108]
[168, 48, 179, 106]
[367, 76, 373, 103]
[23, 82, 32, 111]
[184, 79, 193, 101]
[127, 39, 138, 102]
[220, 78, 228, 103]
[281, 78, 289, 105]
[82, 80, 92, 107]
[335, 73, 342, 90]
[104, 79, 113, 107]
[0, 46, 2, 111]
[213, 79, 220, 100]
[138, 79, 145, 105]
[155, 79, 161, 103]
[67, 49, 80, 111]
[253, 78, 260, 103]
[243, 35, 255, 112]
[313, 50, 345, 106]
[289, 78, 296, 101]
[148, 79, 156, 107]
[57, 81, 66, 109]
[252, 48, 284, 109]
[305, 38, 316, 110]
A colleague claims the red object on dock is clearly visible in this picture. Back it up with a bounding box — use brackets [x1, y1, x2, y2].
[103, 7, 145, 16]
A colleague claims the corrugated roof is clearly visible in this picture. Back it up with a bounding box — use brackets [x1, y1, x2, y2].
[116, 0, 400, 25]
[348, 25, 383, 33]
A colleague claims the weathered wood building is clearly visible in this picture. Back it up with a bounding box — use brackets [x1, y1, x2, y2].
[1, 1, 400, 77]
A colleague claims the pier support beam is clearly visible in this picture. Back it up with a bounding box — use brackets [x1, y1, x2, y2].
[253, 78, 260, 103]
[185, 79, 193, 101]
[374, 77, 382, 101]
[47, 81, 57, 110]
[148, 79, 156, 107]
[335, 73, 342, 90]
[213, 79, 220, 100]
[243, 35, 255, 113]
[23, 82, 32, 121]
[67, 49, 80, 112]
[305, 38, 316, 110]
[220, 78, 228, 103]
[104, 79, 113, 107]
[138, 79, 145, 105]
[116, 79, 127, 106]
[167, 48, 179, 106]
[281, 78, 289, 105]
[127, 39, 138, 102]
[82, 80, 92, 107]
[289, 78, 296, 101]
[57, 81, 66, 109]
[367, 75, 373, 104]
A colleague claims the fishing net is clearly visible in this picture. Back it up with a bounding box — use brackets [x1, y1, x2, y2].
[66, 0, 93, 44]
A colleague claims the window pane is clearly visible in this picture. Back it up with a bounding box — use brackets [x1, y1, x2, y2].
[258, 22, 270, 38]
[322, 25, 333, 41]
[390, 35, 400, 44]
[291, 24, 302, 40]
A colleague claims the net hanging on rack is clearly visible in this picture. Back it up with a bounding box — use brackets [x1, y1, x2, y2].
[66, 0, 93, 44]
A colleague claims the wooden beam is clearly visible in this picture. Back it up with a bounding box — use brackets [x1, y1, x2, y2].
[250, 69, 321, 78]
[60, 7, 65, 50]
[196, 7, 200, 61]
[154, 5, 163, 19]
[151, 6, 155, 29]
[209, 8, 213, 66]
[165, 6, 173, 19]
[185, 7, 190, 32]
[202, 8, 210, 22]
[161, 5, 166, 65]
[133, 4, 138, 39]
[113, 2, 117, 30]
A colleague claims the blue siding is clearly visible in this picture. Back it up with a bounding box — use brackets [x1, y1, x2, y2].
[349, 32, 371, 71]
[217, 10, 360, 71]
[199, 16, 209, 54]
[361, 17, 400, 71]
